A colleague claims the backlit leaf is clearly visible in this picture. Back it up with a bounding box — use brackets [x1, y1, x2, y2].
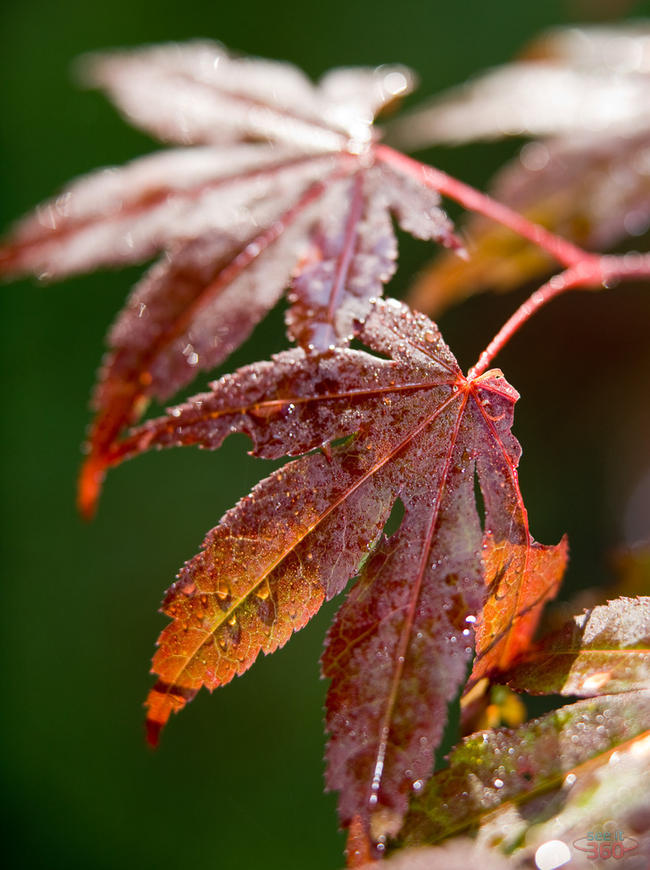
[388, 22, 650, 315]
[409, 131, 650, 315]
[503, 596, 650, 696]
[0, 41, 460, 516]
[469, 533, 567, 686]
[109, 299, 564, 844]
[399, 691, 650, 852]
[386, 23, 650, 150]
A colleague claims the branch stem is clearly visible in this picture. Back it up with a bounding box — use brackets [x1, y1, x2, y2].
[469, 254, 650, 378]
[375, 144, 589, 268]
[373, 146, 650, 378]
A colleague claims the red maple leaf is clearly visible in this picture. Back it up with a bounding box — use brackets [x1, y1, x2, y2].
[108, 299, 566, 845]
[0, 42, 458, 517]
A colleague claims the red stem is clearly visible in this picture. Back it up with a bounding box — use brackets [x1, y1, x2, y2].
[375, 144, 590, 269]
[469, 253, 650, 378]
[373, 144, 650, 378]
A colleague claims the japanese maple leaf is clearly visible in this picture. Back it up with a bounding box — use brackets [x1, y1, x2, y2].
[106, 299, 566, 847]
[0, 41, 458, 517]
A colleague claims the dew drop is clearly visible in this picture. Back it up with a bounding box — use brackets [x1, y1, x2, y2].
[256, 581, 271, 601]
[534, 840, 571, 870]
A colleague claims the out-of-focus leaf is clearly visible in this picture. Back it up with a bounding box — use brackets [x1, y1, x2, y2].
[611, 545, 650, 599]
[361, 839, 512, 869]
[80, 41, 414, 150]
[503, 596, 650, 695]
[387, 24, 650, 149]
[0, 41, 460, 516]
[108, 299, 564, 843]
[399, 692, 650, 856]
[409, 131, 650, 315]
[389, 23, 650, 316]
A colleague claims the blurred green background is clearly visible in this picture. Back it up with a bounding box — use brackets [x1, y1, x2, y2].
[1, 1, 650, 868]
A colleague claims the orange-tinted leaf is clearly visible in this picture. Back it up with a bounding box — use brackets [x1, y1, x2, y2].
[469, 532, 567, 685]
[460, 682, 526, 735]
[503, 596, 650, 696]
[113, 299, 564, 843]
[145, 449, 396, 745]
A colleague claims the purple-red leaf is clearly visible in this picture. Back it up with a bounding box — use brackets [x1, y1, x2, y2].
[81, 41, 415, 149]
[0, 146, 330, 279]
[286, 165, 454, 350]
[109, 299, 564, 846]
[0, 41, 460, 516]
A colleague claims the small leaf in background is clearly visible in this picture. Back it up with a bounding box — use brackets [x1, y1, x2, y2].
[399, 691, 650, 860]
[385, 23, 650, 315]
[386, 24, 650, 149]
[408, 131, 650, 315]
[610, 545, 650, 599]
[503, 596, 650, 696]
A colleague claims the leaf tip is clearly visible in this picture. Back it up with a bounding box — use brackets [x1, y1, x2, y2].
[145, 715, 164, 748]
[77, 455, 106, 520]
[144, 680, 197, 747]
